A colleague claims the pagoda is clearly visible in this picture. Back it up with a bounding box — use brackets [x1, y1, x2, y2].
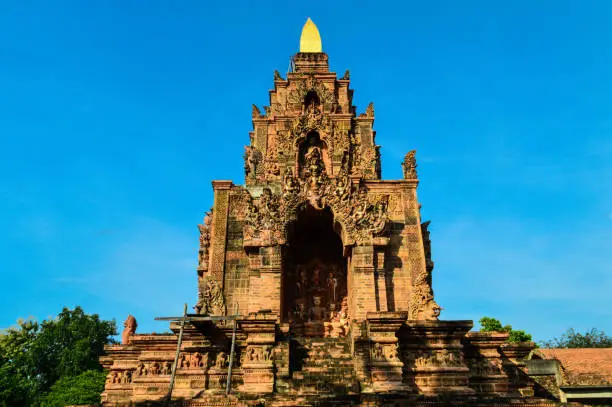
[100, 19, 562, 407]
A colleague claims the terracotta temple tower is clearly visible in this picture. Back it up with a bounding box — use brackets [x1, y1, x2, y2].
[100, 19, 561, 406]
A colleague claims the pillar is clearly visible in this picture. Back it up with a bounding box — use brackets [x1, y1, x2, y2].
[367, 312, 411, 393]
[238, 313, 277, 394]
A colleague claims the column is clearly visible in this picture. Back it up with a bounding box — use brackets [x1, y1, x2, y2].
[367, 312, 411, 392]
[238, 313, 277, 394]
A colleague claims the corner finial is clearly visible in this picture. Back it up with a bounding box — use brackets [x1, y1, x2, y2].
[300, 18, 322, 53]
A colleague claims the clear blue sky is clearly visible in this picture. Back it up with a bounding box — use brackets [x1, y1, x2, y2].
[1, 1, 611, 342]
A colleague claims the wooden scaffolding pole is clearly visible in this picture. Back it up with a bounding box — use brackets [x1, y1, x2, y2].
[154, 306, 242, 403]
[166, 303, 188, 404]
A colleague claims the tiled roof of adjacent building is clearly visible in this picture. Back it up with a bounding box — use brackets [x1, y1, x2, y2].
[534, 348, 612, 386]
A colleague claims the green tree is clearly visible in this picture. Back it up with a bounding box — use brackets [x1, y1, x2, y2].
[30, 306, 117, 391]
[540, 328, 612, 348]
[479, 317, 533, 343]
[38, 370, 108, 407]
[0, 306, 117, 407]
[0, 319, 40, 407]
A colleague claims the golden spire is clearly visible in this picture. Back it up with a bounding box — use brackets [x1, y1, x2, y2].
[300, 18, 322, 53]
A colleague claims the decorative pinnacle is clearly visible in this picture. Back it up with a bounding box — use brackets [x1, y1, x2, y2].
[300, 18, 322, 53]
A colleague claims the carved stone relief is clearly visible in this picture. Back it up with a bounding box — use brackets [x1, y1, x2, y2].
[133, 361, 173, 377]
[403, 349, 464, 368]
[371, 343, 400, 362]
[402, 150, 417, 179]
[121, 314, 137, 345]
[242, 154, 389, 246]
[194, 275, 226, 316]
[197, 210, 213, 274]
[108, 370, 133, 384]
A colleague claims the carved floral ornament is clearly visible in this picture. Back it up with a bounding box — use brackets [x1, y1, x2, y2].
[242, 153, 389, 247]
[286, 75, 337, 114]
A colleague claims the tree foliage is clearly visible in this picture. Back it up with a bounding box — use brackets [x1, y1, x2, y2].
[479, 317, 533, 343]
[540, 328, 612, 348]
[0, 306, 117, 407]
[38, 370, 108, 407]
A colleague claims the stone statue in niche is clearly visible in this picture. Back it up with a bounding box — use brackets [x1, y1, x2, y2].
[121, 314, 137, 345]
[308, 296, 327, 321]
[295, 266, 307, 298]
[326, 269, 338, 304]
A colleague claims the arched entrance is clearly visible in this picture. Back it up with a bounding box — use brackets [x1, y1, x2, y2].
[283, 205, 347, 337]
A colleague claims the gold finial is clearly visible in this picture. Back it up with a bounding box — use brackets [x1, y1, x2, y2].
[300, 18, 322, 53]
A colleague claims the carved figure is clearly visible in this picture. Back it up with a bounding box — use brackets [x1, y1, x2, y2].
[341, 70, 350, 80]
[308, 296, 326, 321]
[189, 352, 202, 369]
[324, 302, 349, 338]
[194, 276, 226, 316]
[121, 314, 137, 345]
[327, 271, 338, 303]
[244, 145, 262, 178]
[215, 352, 228, 368]
[120, 371, 131, 384]
[263, 346, 273, 361]
[283, 168, 299, 194]
[402, 150, 417, 179]
[246, 346, 256, 362]
[384, 344, 399, 361]
[296, 266, 307, 298]
[111, 372, 120, 384]
[365, 102, 374, 117]
[372, 343, 384, 360]
[135, 362, 145, 376]
[414, 351, 436, 368]
[292, 302, 307, 322]
[437, 349, 462, 367]
[240, 151, 389, 246]
[197, 210, 213, 273]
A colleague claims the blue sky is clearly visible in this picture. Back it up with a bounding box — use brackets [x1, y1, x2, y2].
[1, 1, 610, 342]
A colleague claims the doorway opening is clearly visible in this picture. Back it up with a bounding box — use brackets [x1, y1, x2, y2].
[283, 205, 347, 336]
